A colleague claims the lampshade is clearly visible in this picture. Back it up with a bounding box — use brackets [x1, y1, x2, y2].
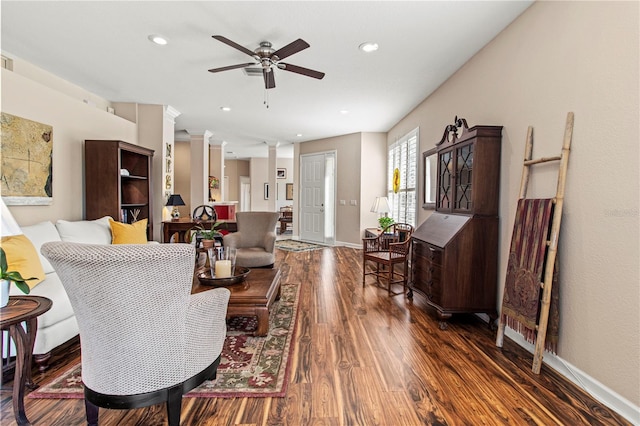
[1, 197, 22, 237]
[166, 194, 185, 207]
[370, 196, 391, 214]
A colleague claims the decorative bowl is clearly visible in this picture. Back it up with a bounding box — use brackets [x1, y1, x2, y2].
[196, 266, 250, 286]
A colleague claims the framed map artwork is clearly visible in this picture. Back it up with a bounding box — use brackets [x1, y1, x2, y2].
[1, 113, 53, 205]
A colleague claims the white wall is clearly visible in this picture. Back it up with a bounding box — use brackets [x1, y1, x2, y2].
[388, 1, 639, 409]
[275, 157, 294, 211]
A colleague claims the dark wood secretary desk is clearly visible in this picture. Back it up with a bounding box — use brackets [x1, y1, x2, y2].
[410, 117, 502, 327]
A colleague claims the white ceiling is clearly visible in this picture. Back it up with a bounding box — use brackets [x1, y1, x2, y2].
[1, 1, 532, 159]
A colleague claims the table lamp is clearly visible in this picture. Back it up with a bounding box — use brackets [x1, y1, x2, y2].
[166, 194, 186, 220]
[1, 198, 22, 237]
[370, 196, 393, 230]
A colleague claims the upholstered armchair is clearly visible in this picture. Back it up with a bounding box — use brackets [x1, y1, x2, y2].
[223, 212, 279, 268]
[41, 242, 230, 426]
[362, 223, 414, 296]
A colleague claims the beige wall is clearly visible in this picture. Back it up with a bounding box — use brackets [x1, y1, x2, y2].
[224, 159, 249, 202]
[360, 132, 388, 230]
[250, 158, 269, 211]
[173, 141, 191, 219]
[388, 1, 639, 405]
[137, 104, 166, 241]
[2, 68, 138, 226]
[208, 145, 223, 201]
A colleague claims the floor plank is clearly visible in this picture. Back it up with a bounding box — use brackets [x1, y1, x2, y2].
[0, 245, 631, 425]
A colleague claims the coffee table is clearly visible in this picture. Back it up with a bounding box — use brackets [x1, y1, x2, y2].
[193, 268, 281, 337]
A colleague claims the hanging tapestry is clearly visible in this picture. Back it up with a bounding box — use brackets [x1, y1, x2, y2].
[502, 198, 560, 353]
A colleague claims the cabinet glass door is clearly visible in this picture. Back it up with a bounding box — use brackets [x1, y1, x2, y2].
[438, 150, 453, 210]
[454, 143, 473, 211]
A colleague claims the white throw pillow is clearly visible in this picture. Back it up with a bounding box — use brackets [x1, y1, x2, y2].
[56, 216, 113, 245]
[21, 221, 62, 274]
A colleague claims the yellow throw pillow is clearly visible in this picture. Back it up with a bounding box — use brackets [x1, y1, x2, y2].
[109, 219, 148, 244]
[0, 234, 46, 289]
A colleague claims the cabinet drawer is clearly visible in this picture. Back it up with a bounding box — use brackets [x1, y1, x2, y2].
[428, 265, 443, 305]
[414, 242, 442, 266]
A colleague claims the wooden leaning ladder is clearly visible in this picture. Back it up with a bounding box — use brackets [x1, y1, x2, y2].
[495, 112, 574, 374]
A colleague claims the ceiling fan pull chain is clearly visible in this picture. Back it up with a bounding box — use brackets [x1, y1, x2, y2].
[264, 88, 269, 109]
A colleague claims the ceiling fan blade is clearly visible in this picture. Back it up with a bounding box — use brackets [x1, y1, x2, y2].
[208, 62, 255, 73]
[263, 69, 276, 89]
[279, 63, 325, 80]
[212, 35, 255, 57]
[272, 39, 310, 60]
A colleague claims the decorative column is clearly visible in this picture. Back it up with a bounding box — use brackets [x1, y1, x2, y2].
[266, 141, 279, 211]
[189, 131, 212, 212]
[161, 106, 181, 224]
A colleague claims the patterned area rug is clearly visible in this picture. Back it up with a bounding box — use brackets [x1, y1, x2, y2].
[275, 239, 325, 252]
[29, 283, 300, 399]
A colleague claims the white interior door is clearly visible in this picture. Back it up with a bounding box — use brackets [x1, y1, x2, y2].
[239, 176, 250, 212]
[300, 152, 335, 244]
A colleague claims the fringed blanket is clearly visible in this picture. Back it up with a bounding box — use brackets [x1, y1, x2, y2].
[502, 198, 560, 353]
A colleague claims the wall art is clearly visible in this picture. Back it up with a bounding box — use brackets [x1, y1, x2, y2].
[0, 112, 53, 205]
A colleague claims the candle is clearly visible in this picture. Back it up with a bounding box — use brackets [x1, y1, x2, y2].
[215, 260, 232, 278]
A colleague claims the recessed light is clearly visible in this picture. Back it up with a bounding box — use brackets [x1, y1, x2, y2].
[296, 133, 303, 137]
[148, 34, 168, 45]
[340, 110, 349, 115]
[220, 107, 231, 112]
[359, 42, 378, 53]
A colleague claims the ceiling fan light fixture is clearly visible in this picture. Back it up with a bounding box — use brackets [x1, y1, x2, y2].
[359, 42, 378, 53]
[148, 34, 168, 45]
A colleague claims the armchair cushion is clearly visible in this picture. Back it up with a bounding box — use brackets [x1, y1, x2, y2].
[55, 216, 113, 244]
[0, 234, 46, 288]
[109, 219, 148, 244]
[21, 221, 62, 274]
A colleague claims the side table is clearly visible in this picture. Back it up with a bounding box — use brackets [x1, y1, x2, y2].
[1, 296, 52, 426]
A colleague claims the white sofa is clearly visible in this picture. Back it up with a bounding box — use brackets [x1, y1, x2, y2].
[6, 216, 114, 370]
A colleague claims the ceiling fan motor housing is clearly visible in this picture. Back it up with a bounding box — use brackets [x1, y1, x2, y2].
[256, 42, 277, 69]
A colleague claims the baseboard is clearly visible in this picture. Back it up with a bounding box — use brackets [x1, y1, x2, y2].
[503, 328, 640, 424]
[335, 240, 362, 249]
[284, 237, 360, 249]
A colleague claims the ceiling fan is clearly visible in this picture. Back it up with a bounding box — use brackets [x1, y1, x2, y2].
[208, 35, 325, 89]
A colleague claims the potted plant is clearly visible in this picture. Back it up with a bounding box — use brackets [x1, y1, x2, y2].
[190, 223, 223, 249]
[378, 216, 395, 231]
[1, 247, 34, 308]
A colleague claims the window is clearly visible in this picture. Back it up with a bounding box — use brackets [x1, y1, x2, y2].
[388, 128, 418, 226]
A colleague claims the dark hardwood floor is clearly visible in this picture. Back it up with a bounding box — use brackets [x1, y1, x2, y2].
[1, 245, 630, 425]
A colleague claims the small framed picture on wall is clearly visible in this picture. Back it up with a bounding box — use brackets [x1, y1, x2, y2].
[277, 168, 286, 179]
[286, 183, 294, 200]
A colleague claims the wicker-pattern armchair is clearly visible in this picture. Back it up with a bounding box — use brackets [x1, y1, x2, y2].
[362, 223, 414, 296]
[41, 242, 230, 426]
